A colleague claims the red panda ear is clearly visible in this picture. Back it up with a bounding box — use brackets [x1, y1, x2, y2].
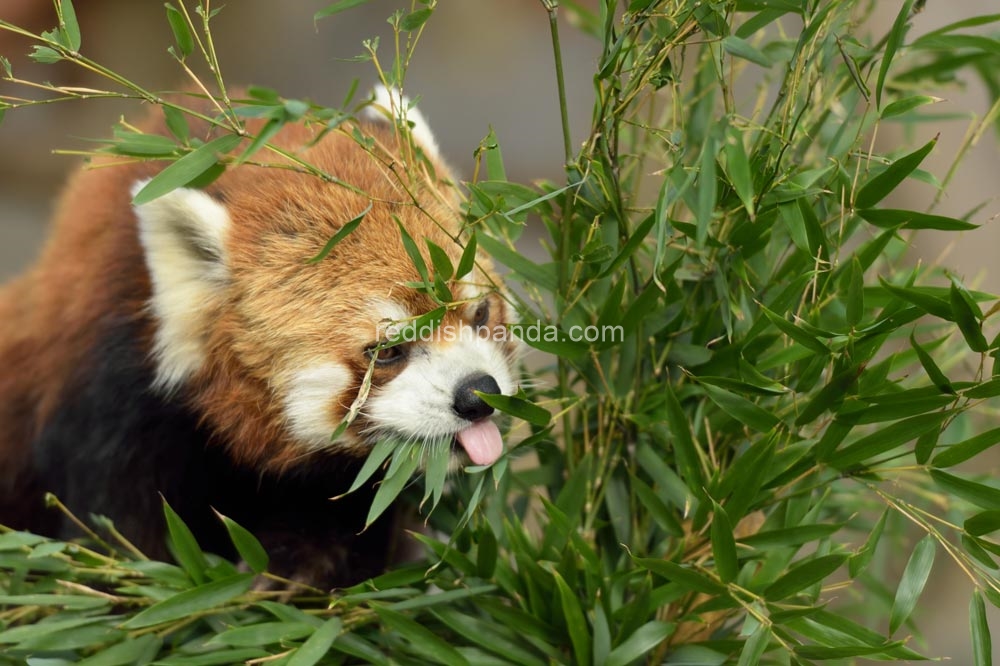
[363, 84, 441, 160]
[131, 182, 231, 390]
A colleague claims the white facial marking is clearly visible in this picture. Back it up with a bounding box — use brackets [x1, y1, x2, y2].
[283, 363, 351, 449]
[363, 84, 441, 160]
[364, 324, 515, 441]
[132, 182, 230, 390]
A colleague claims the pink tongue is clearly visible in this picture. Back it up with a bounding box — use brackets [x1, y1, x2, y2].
[455, 420, 504, 465]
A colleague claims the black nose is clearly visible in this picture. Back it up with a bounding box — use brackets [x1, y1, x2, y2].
[453, 374, 501, 421]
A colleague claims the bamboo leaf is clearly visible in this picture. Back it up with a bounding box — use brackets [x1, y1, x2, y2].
[306, 202, 370, 263]
[722, 35, 773, 67]
[373, 606, 468, 666]
[952, 283, 990, 352]
[455, 233, 478, 279]
[551, 569, 591, 666]
[876, 0, 915, 108]
[162, 499, 207, 584]
[165, 3, 193, 58]
[933, 427, 1000, 468]
[965, 510, 1000, 537]
[723, 126, 756, 218]
[314, 0, 371, 22]
[855, 136, 936, 209]
[764, 554, 848, 601]
[710, 500, 739, 583]
[476, 392, 550, 427]
[121, 574, 254, 629]
[605, 621, 674, 666]
[971, 590, 992, 666]
[132, 135, 241, 205]
[287, 618, 342, 666]
[215, 512, 268, 575]
[889, 535, 936, 635]
[736, 623, 771, 666]
[931, 469, 1000, 511]
[911, 333, 953, 393]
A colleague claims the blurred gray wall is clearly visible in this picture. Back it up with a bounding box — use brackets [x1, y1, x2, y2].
[1, 1, 999, 662]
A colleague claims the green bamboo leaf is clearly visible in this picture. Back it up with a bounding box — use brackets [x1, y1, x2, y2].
[966, 379, 1000, 399]
[215, 512, 268, 574]
[314, 0, 371, 22]
[722, 35, 773, 67]
[740, 524, 842, 550]
[695, 134, 719, 246]
[701, 381, 781, 432]
[165, 3, 193, 58]
[971, 590, 992, 666]
[373, 606, 468, 666]
[876, 0, 915, 108]
[121, 574, 254, 628]
[632, 557, 727, 595]
[965, 510, 1000, 537]
[931, 469, 1000, 511]
[857, 208, 977, 231]
[710, 500, 739, 583]
[878, 277, 954, 320]
[162, 498, 207, 584]
[132, 134, 241, 205]
[477, 234, 558, 291]
[455, 233, 478, 279]
[881, 95, 942, 119]
[737, 623, 771, 666]
[760, 305, 830, 354]
[605, 621, 674, 666]
[662, 382, 705, 486]
[889, 535, 936, 635]
[431, 607, 547, 666]
[339, 437, 395, 498]
[844, 257, 864, 327]
[210, 621, 314, 647]
[476, 391, 550, 427]
[829, 411, 950, 469]
[394, 217, 431, 286]
[915, 428, 940, 465]
[723, 127, 755, 218]
[400, 8, 433, 31]
[911, 333, 953, 393]
[107, 130, 179, 158]
[551, 569, 591, 666]
[425, 240, 455, 280]
[287, 617, 342, 666]
[57, 0, 81, 51]
[630, 474, 684, 536]
[933, 427, 1000, 468]
[306, 202, 371, 263]
[952, 283, 990, 352]
[76, 634, 161, 666]
[163, 105, 189, 143]
[764, 554, 848, 601]
[855, 136, 936, 209]
[963, 534, 998, 571]
[366, 444, 421, 528]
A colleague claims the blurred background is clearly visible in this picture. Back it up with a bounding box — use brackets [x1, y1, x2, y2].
[1, 1, 998, 661]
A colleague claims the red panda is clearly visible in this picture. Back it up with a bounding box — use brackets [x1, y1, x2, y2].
[0, 87, 518, 587]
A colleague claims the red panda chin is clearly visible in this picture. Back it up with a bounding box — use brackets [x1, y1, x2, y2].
[0, 87, 518, 589]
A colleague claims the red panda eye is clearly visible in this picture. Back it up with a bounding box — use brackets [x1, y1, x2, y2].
[473, 300, 490, 328]
[366, 343, 407, 366]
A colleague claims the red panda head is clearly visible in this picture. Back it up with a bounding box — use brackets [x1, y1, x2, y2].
[131, 89, 519, 471]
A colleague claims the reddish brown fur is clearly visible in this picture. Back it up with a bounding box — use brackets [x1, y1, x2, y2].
[0, 95, 504, 477]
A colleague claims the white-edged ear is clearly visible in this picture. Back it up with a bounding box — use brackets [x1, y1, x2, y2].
[363, 84, 441, 160]
[131, 180, 231, 391]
